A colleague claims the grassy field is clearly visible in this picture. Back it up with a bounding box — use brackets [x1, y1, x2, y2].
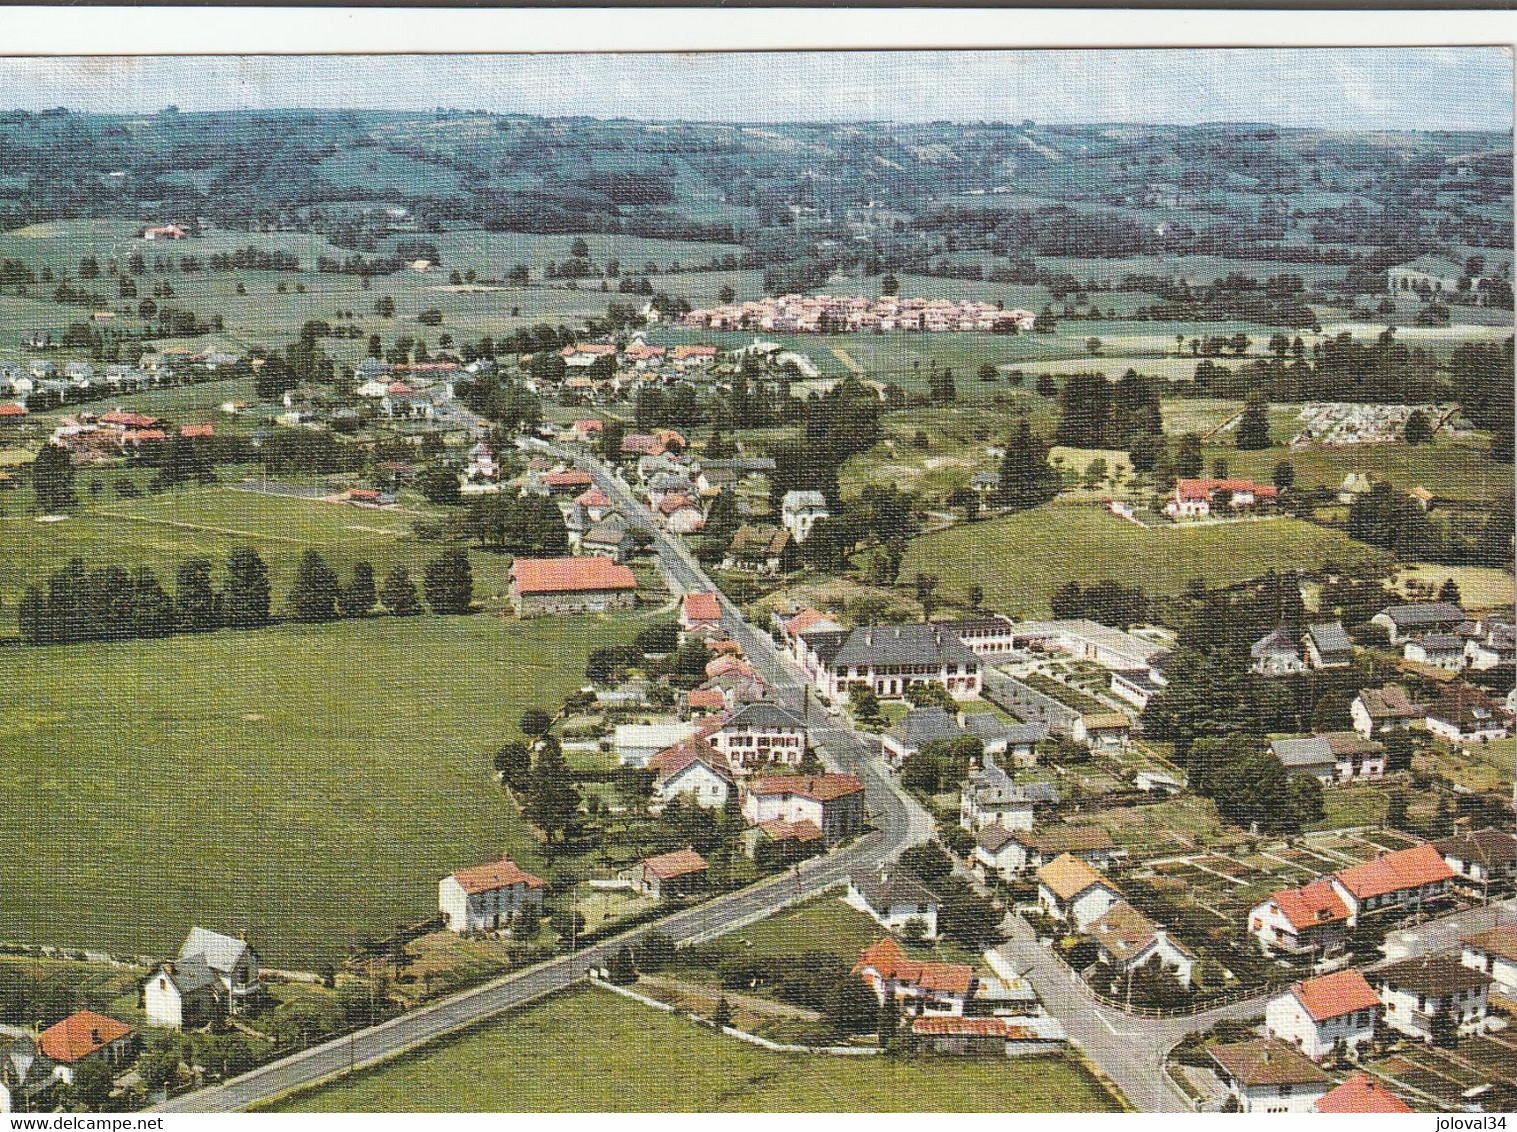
[0, 482, 531, 632]
[270, 984, 1122, 1112]
[0, 612, 639, 967]
[1391, 564, 1515, 613]
[896, 504, 1389, 616]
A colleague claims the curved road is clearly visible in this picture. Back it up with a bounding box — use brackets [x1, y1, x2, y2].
[156, 448, 932, 1113]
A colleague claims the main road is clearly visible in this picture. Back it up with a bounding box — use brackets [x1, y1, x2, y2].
[155, 447, 931, 1113]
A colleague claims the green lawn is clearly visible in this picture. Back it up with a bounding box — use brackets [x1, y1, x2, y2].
[897, 504, 1388, 616]
[270, 984, 1121, 1112]
[0, 612, 638, 968]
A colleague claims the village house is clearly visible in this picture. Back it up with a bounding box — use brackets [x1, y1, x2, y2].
[881, 705, 962, 767]
[614, 721, 698, 767]
[1330, 843, 1455, 925]
[1164, 477, 1277, 519]
[1351, 685, 1425, 738]
[1251, 627, 1306, 676]
[1109, 667, 1168, 710]
[438, 857, 545, 933]
[1036, 853, 1123, 930]
[740, 817, 824, 861]
[1264, 969, 1381, 1061]
[846, 865, 940, 939]
[1369, 956, 1493, 1040]
[1425, 684, 1512, 743]
[580, 517, 636, 562]
[622, 847, 708, 899]
[852, 937, 976, 1017]
[655, 493, 705, 534]
[1313, 1072, 1413, 1114]
[1463, 925, 1517, 998]
[679, 592, 723, 637]
[910, 1015, 1065, 1058]
[648, 737, 736, 808]
[1085, 901, 1196, 986]
[37, 1011, 136, 1085]
[978, 826, 1116, 881]
[1467, 622, 1517, 669]
[741, 773, 866, 844]
[1207, 1039, 1330, 1114]
[1436, 828, 1517, 891]
[1270, 731, 1386, 784]
[508, 556, 638, 617]
[1304, 622, 1354, 668]
[959, 756, 1036, 832]
[723, 523, 793, 574]
[817, 623, 983, 703]
[1070, 713, 1131, 752]
[931, 614, 1019, 658]
[779, 489, 829, 543]
[1372, 601, 1466, 645]
[1403, 633, 1466, 671]
[0, 1036, 57, 1113]
[1248, 879, 1351, 956]
[144, 928, 261, 1028]
[710, 701, 807, 771]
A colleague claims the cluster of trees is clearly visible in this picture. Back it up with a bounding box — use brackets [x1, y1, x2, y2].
[1347, 481, 1515, 567]
[458, 495, 568, 556]
[1054, 371, 1163, 450]
[17, 546, 473, 646]
[796, 484, 921, 574]
[1049, 579, 1149, 627]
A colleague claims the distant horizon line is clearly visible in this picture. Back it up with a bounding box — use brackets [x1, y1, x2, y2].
[6, 106, 1511, 135]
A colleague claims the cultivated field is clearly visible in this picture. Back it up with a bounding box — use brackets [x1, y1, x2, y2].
[0, 613, 639, 967]
[269, 984, 1122, 1112]
[896, 504, 1389, 616]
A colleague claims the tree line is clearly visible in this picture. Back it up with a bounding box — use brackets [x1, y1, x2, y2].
[15, 547, 476, 646]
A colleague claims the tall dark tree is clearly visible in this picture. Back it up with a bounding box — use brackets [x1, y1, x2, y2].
[132, 567, 177, 638]
[1404, 409, 1433, 445]
[175, 558, 219, 632]
[423, 548, 473, 614]
[995, 420, 1059, 511]
[1174, 433, 1204, 479]
[380, 565, 421, 616]
[341, 561, 377, 618]
[223, 548, 271, 629]
[1235, 397, 1271, 450]
[289, 549, 341, 622]
[526, 739, 581, 842]
[31, 444, 76, 513]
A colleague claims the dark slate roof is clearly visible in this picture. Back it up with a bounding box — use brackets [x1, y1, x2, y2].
[1413, 633, 1464, 652]
[157, 954, 218, 995]
[888, 706, 961, 747]
[725, 701, 805, 731]
[1307, 622, 1354, 655]
[1022, 781, 1061, 803]
[799, 628, 848, 666]
[1380, 602, 1465, 629]
[963, 713, 1012, 742]
[1369, 955, 1492, 997]
[1004, 723, 1048, 745]
[832, 624, 980, 669]
[1271, 736, 1336, 768]
[1252, 627, 1298, 657]
[850, 867, 939, 913]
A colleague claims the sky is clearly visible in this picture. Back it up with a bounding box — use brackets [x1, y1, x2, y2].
[0, 48, 1508, 131]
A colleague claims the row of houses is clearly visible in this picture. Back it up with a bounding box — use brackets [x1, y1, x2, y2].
[1250, 832, 1517, 956]
[679, 294, 1038, 335]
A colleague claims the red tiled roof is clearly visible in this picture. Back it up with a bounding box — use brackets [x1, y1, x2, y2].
[1174, 477, 1278, 502]
[39, 1010, 133, 1064]
[1334, 843, 1454, 901]
[682, 593, 722, 625]
[647, 736, 732, 783]
[511, 557, 638, 596]
[122, 429, 168, 443]
[574, 488, 611, 508]
[748, 773, 864, 803]
[1315, 1072, 1413, 1114]
[783, 607, 835, 637]
[672, 345, 718, 359]
[0, 403, 26, 417]
[386, 381, 415, 395]
[178, 423, 215, 438]
[705, 655, 754, 680]
[657, 493, 699, 515]
[541, 470, 593, 488]
[852, 937, 974, 996]
[687, 688, 727, 712]
[100, 409, 160, 427]
[1268, 879, 1351, 932]
[450, 857, 545, 895]
[641, 847, 708, 880]
[1291, 969, 1380, 1022]
[621, 434, 664, 455]
[573, 419, 604, 432]
[757, 818, 824, 843]
[911, 1016, 1011, 1037]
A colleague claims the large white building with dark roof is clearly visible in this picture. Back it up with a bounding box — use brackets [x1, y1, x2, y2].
[816, 623, 982, 702]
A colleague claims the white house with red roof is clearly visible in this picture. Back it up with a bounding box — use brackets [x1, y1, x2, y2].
[1164, 477, 1277, 519]
[1265, 969, 1381, 1061]
[37, 1011, 135, 1085]
[1248, 879, 1351, 956]
[573, 488, 614, 523]
[679, 592, 723, 637]
[852, 937, 976, 1016]
[622, 847, 708, 899]
[1035, 853, 1124, 930]
[648, 737, 735, 808]
[1330, 843, 1455, 925]
[1314, 1072, 1413, 1114]
[742, 773, 865, 844]
[439, 857, 545, 933]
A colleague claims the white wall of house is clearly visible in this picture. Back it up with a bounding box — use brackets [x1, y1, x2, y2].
[1040, 883, 1121, 930]
[438, 876, 544, 933]
[1265, 994, 1376, 1061]
[658, 762, 731, 808]
[1229, 1081, 1327, 1115]
[144, 977, 186, 1029]
[1462, 946, 1517, 996]
[1378, 983, 1490, 1039]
